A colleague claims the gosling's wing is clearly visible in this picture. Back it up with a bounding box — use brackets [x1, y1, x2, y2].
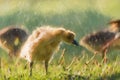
[20, 28, 46, 54]
[20, 27, 50, 61]
[107, 32, 120, 49]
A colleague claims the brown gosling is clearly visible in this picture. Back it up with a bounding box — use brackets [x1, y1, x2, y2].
[0, 26, 28, 57]
[20, 26, 79, 76]
[80, 19, 120, 63]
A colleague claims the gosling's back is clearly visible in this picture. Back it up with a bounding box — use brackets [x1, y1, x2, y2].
[80, 30, 115, 53]
[0, 26, 28, 56]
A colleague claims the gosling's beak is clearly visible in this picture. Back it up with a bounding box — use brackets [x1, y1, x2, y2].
[72, 39, 79, 46]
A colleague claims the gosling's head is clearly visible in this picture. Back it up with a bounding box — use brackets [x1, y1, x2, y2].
[55, 28, 79, 46]
[109, 19, 120, 32]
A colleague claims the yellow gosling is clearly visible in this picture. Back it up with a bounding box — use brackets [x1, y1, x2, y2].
[20, 26, 79, 76]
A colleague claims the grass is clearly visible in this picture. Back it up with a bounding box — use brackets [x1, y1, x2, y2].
[0, 0, 120, 79]
[0, 52, 120, 80]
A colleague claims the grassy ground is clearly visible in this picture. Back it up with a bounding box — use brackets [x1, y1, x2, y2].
[0, 52, 120, 80]
[0, 0, 120, 80]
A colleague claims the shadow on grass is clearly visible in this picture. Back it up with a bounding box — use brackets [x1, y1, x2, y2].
[63, 72, 120, 80]
[96, 72, 120, 80]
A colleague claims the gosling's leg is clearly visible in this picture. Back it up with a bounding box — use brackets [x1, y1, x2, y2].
[29, 61, 33, 76]
[45, 60, 48, 75]
[102, 49, 107, 63]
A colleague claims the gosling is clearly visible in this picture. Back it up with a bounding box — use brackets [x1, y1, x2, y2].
[20, 26, 79, 76]
[0, 26, 28, 57]
[80, 19, 120, 63]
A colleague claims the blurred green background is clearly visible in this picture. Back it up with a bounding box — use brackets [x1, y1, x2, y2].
[0, 0, 120, 61]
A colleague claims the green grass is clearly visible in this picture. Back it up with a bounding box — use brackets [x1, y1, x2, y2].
[0, 0, 120, 79]
[0, 53, 120, 80]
